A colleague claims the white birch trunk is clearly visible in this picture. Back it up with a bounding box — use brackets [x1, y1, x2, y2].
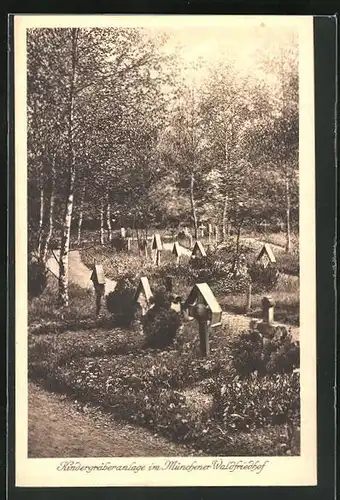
[42, 156, 56, 263]
[37, 183, 44, 259]
[76, 184, 85, 246]
[58, 28, 78, 307]
[106, 198, 112, 242]
[99, 201, 104, 245]
[285, 174, 291, 253]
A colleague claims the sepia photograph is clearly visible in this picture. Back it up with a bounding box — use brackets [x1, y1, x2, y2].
[14, 15, 317, 487]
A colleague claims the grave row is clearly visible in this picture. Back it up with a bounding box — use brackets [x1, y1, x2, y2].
[91, 261, 280, 358]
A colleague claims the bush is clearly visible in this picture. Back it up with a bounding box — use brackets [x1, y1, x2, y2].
[230, 330, 300, 376]
[28, 259, 48, 298]
[106, 279, 136, 327]
[111, 235, 127, 252]
[142, 305, 181, 349]
[277, 252, 300, 277]
[189, 252, 250, 295]
[248, 262, 280, 293]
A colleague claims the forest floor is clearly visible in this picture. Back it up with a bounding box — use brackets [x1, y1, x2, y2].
[28, 381, 192, 457]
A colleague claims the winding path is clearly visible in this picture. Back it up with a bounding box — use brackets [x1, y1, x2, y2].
[47, 250, 117, 295]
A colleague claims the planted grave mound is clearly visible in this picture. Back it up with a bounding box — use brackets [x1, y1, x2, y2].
[28, 323, 300, 456]
[229, 329, 300, 376]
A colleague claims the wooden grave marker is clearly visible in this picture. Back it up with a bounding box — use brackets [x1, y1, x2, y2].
[134, 277, 153, 316]
[184, 283, 222, 357]
[191, 241, 207, 259]
[152, 233, 163, 266]
[172, 242, 181, 264]
[90, 264, 105, 316]
[256, 243, 276, 269]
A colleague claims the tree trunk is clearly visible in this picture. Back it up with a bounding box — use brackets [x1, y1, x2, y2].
[222, 194, 228, 243]
[37, 183, 44, 259]
[106, 195, 112, 242]
[285, 174, 291, 253]
[232, 220, 243, 275]
[190, 171, 198, 239]
[58, 28, 78, 307]
[99, 201, 104, 245]
[76, 184, 86, 246]
[41, 155, 56, 263]
[59, 168, 76, 307]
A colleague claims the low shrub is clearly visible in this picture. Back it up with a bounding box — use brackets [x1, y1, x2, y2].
[248, 262, 280, 293]
[277, 251, 300, 277]
[142, 301, 182, 349]
[211, 371, 300, 432]
[28, 259, 48, 298]
[106, 279, 136, 327]
[230, 330, 300, 376]
[111, 235, 127, 252]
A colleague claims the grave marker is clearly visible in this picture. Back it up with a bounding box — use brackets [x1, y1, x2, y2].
[191, 241, 207, 259]
[120, 227, 126, 238]
[198, 224, 206, 238]
[262, 296, 275, 324]
[172, 242, 181, 264]
[152, 233, 163, 266]
[134, 277, 153, 316]
[208, 223, 212, 245]
[184, 283, 222, 357]
[184, 283, 222, 327]
[256, 243, 276, 268]
[90, 264, 105, 316]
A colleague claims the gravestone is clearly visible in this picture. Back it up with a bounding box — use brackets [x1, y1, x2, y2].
[120, 227, 126, 238]
[262, 296, 275, 323]
[249, 295, 288, 338]
[191, 241, 207, 259]
[256, 243, 276, 269]
[134, 277, 153, 316]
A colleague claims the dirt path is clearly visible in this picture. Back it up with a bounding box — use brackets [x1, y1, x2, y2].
[28, 382, 192, 457]
[47, 250, 117, 295]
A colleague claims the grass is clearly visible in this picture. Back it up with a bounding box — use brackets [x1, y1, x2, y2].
[28, 277, 113, 334]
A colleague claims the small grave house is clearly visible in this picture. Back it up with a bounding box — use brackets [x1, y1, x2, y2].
[184, 282, 222, 327]
[134, 276, 153, 315]
[256, 243, 276, 268]
[191, 241, 207, 259]
[90, 264, 105, 286]
[152, 233, 163, 251]
[172, 242, 181, 257]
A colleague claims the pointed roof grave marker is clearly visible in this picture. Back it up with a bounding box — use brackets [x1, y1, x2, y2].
[172, 242, 181, 257]
[90, 264, 105, 285]
[151, 233, 163, 251]
[191, 241, 207, 258]
[184, 282, 222, 327]
[256, 243, 276, 268]
[134, 277, 153, 315]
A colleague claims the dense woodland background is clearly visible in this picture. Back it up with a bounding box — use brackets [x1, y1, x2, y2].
[27, 27, 299, 305]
